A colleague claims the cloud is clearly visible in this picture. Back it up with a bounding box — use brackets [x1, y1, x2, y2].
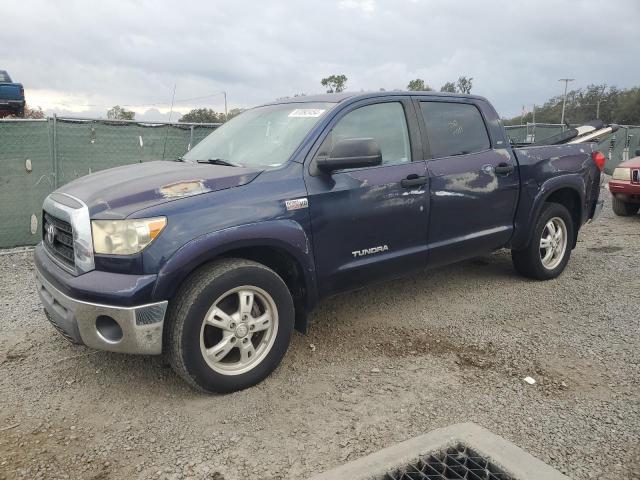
[2, 0, 639, 119]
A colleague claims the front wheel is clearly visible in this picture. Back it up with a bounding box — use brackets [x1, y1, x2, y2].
[612, 196, 639, 216]
[166, 258, 294, 393]
[512, 202, 574, 280]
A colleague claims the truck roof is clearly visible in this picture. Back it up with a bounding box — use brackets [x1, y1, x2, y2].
[264, 90, 488, 106]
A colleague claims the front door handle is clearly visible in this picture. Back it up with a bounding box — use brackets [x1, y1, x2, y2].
[400, 174, 428, 188]
[494, 163, 514, 175]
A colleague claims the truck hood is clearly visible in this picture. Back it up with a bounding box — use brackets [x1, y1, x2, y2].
[57, 160, 262, 218]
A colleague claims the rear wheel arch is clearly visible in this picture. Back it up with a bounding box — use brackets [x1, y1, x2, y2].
[544, 187, 582, 248]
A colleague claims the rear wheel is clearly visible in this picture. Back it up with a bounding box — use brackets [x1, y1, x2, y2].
[512, 202, 574, 280]
[167, 258, 294, 393]
[612, 196, 639, 216]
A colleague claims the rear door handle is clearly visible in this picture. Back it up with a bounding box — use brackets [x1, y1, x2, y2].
[494, 163, 514, 175]
[400, 174, 428, 188]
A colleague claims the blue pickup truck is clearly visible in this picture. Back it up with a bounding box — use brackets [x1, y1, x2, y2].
[0, 70, 25, 117]
[35, 92, 604, 392]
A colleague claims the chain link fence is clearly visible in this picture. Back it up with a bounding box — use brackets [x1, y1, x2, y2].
[0, 117, 218, 248]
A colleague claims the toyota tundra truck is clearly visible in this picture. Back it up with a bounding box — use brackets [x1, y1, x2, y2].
[35, 91, 605, 393]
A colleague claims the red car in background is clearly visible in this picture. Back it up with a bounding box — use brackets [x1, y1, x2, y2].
[609, 148, 640, 216]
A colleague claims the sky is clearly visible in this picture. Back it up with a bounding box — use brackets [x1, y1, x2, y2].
[2, 0, 639, 121]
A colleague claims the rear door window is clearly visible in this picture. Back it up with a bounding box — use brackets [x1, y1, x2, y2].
[420, 102, 490, 158]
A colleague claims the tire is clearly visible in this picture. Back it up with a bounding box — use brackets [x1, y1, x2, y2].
[166, 258, 294, 393]
[612, 196, 639, 216]
[511, 202, 574, 280]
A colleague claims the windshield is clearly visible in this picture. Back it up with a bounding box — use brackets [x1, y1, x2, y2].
[183, 102, 335, 169]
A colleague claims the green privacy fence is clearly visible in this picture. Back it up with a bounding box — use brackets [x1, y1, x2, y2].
[504, 123, 640, 174]
[0, 117, 218, 248]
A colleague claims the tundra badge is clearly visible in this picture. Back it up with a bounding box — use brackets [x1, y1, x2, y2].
[352, 245, 389, 258]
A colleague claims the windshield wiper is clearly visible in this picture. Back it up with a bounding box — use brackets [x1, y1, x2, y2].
[196, 158, 240, 167]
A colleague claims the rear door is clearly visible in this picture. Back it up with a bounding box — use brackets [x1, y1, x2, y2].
[417, 98, 519, 267]
[304, 97, 429, 297]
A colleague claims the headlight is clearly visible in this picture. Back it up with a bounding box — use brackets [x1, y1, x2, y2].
[612, 167, 630, 181]
[91, 217, 167, 255]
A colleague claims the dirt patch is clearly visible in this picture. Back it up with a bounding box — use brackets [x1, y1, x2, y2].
[371, 328, 494, 360]
[587, 245, 624, 253]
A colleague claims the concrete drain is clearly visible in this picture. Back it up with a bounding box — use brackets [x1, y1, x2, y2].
[383, 444, 512, 479]
[309, 423, 570, 480]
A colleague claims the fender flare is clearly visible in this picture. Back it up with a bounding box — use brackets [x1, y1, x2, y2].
[511, 174, 586, 250]
[152, 219, 318, 309]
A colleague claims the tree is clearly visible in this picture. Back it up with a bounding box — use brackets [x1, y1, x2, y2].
[106, 105, 135, 120]
[179, 108, 224, 123]
[407, 79, 432, 91]
[456, 76, 473, 94]
[321, 74, 348, 93]
[501, 84, 640, 126]
[225, 108, 245, 121]
[23, 105, 45, 119]
[440, 81, 456, 93]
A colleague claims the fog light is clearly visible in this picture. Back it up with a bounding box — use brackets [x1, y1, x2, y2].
[96, 315, 123, 343]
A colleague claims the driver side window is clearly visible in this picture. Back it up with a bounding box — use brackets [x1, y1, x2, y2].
[325, 102, 411, 166]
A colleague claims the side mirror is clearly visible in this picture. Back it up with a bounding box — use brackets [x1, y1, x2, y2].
[316, 138, 382, 173]
[635, 147, 640, 157]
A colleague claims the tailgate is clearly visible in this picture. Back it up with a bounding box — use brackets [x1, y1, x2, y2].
[0, 84, 23, 101]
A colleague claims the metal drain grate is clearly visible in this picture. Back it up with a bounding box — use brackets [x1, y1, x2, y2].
[383, 445, 513, 480]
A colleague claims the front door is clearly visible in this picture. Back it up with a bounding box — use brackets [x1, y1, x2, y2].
[417, 99, 520, 268]
[304, 98, 429, 298]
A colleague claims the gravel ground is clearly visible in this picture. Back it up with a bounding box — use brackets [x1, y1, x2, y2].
[0, 188, 638, 480]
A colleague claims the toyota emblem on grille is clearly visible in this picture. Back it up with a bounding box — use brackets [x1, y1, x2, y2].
[46, 222, 57, 244]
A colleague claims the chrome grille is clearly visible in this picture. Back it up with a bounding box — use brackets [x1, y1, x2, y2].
[43, 212, 75, 270]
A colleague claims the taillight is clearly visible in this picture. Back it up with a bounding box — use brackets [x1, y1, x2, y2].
[591, 151, 606, 172]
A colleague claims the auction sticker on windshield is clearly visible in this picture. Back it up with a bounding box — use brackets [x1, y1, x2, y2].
[288, 109, 326, 118]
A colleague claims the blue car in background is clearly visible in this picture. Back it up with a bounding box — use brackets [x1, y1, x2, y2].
[0, 70, 25, 117]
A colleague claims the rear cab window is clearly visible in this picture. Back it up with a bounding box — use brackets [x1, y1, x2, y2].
[419, 101, 490, 158]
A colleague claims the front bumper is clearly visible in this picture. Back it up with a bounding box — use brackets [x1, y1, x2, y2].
[609, 180, 640, 201]
[35, 265, 167, 355]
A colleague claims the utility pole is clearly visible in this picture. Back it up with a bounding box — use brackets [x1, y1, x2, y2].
[596, 85, 606, 119]
[222, 91, 228, 119]
[558, 78, 574, 126]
